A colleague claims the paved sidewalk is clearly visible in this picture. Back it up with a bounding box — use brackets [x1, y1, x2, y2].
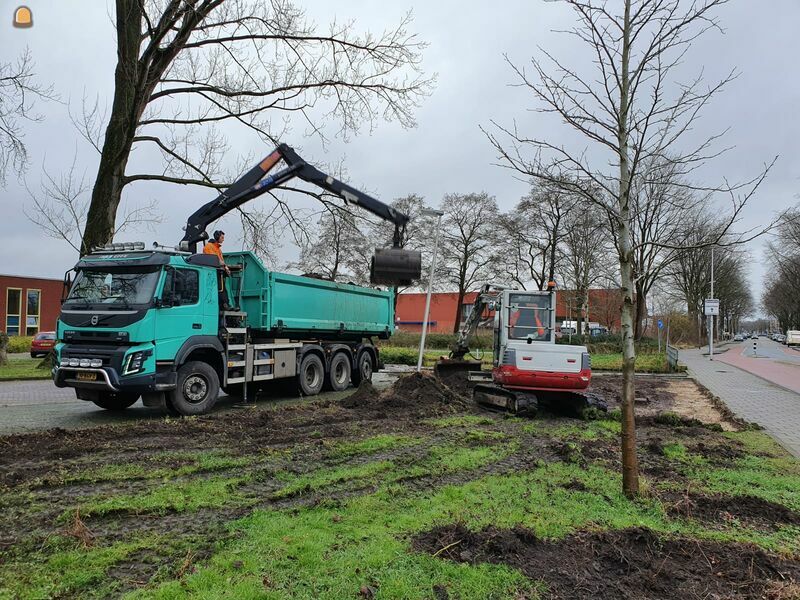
[680, 348, 800, 457]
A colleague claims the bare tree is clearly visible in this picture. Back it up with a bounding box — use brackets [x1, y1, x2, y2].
[762, 210, 800, 331]
[0, 49, 56, 184]
[439, 192, 499, 332]
[495, 182, 576, 290]
[74, 0, 432, 254]
[561, 204, 613, 336]
[293, 207, 370, 283]
[25, 155, 160, 255]
[485, 0, 776, 497]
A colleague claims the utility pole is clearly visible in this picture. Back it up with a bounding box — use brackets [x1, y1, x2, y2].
[709, 246, 715, 360]
[417, 209, 444, 372]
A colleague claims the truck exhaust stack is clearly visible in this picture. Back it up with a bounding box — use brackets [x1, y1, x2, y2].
[370, 247, 422, 286]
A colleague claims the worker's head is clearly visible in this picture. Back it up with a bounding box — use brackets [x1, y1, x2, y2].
[213, 230, 225, 245]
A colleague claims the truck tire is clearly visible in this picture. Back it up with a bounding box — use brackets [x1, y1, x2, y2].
[351, 351, 374, 387]
[92, 392, 139, 411]
[299, 353, 324, 396]
[328, 352, 352, 392]
[169, 361, 220, 416]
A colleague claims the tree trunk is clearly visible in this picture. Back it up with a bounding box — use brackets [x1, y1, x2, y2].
[634, 281, 647, 340]
[81, 0, 143, 254]
[453, 287, 466, 334]
[617, 0, 639, 499]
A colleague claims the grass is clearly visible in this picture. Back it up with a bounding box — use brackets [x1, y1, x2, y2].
[3, 393, 800, 598]
[0, 356, 50, 381]
[591, 352, 677, 373]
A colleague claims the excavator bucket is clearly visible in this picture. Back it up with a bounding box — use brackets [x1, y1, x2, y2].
[433, 358, 483, 379]
[370, 247, 422, 286]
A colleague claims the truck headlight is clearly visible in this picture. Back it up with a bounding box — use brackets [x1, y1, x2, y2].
[123, 351, 145, 375]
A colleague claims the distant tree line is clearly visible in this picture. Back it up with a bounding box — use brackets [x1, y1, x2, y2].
[762, 210, 800, 331]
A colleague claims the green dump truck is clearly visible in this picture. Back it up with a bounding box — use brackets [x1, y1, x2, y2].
[53, 144, 421, 415]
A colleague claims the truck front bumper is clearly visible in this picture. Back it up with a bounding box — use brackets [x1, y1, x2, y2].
[54, 366, 176, 394]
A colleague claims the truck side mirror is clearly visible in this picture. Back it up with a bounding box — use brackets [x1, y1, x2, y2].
[61, 270, 73, 304]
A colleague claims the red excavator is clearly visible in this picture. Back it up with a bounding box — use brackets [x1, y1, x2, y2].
[436, 283, 594, 416]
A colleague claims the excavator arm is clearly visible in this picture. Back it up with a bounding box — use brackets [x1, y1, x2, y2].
[450, 284, 505, 360]
[179, 143, 421, 285]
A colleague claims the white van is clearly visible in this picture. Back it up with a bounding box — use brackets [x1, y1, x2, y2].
[786, 330, 800, 347]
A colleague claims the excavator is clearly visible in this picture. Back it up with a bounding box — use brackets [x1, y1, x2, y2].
[436, 283, 594, 416]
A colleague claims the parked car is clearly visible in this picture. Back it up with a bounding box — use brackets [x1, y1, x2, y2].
[30, 331, 57, 358]
[733, 334, 743, 341]
[776, 334, 787, 344]
[786, 331, 800, 347]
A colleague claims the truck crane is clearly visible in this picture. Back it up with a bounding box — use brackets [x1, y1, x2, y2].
[437, 283, 593, 416]
[53, 144, 421, 416]
[179, 143, 420, 286]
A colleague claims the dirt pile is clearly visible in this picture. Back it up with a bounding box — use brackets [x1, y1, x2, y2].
[340, 372, 471, 416]
[413, 524, 800, 599]
[666, 492, 800, 530]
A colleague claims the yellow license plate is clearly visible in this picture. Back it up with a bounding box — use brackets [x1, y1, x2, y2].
[75, 372, 97, 382]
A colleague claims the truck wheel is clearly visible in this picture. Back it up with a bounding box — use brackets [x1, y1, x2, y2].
[351, 351, 374, 387]
[170, 361, 220, 416]
[92, 392, 139, 411]
[299, 354, 324, 396]
[328, 352, 352, 392]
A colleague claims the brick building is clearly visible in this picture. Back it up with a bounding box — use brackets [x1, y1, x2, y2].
[396, 288, 622, 334]
[0, 274, 64, 336]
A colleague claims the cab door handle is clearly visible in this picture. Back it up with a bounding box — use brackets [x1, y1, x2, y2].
[192, 323, 202, 329]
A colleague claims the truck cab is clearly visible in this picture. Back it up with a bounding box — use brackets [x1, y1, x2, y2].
[54, 243, 388, 415]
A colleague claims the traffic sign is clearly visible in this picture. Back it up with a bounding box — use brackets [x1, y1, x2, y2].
[657, 319, 664, 330]
[704, 299, 719, 316]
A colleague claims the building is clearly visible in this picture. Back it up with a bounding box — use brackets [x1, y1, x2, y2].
[0, 274, 64, 336]
[396, 288, 622, 334]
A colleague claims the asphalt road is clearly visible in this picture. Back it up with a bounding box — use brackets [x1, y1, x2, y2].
[0, 372, 400, 435]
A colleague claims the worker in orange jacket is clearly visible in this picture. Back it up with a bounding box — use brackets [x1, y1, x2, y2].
[203, 230, 230, 275]
[204, 230, 231, 310]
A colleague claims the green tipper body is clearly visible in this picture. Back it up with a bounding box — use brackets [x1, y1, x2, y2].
[226, 252, 394, 339]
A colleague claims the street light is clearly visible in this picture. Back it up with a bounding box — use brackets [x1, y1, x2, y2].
[417, 208, 444, 372]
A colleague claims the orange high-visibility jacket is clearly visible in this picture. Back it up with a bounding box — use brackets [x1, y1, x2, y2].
[203, 241, 224, 265]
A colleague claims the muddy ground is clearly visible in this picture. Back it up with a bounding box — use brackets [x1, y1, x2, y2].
[1, 372, 797, 598]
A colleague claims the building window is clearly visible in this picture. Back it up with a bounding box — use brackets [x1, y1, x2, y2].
[6, 288, 21, 336]
[26, 289, 41, 336]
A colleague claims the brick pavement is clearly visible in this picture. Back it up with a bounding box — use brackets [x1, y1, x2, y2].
[680, 348, 800, 457]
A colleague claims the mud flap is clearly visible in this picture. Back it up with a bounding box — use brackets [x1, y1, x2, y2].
[473, 384, 538, 417]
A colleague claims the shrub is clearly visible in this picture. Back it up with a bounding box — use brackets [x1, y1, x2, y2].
[378, 346, 418, 366]
[384, 331, 492, 350]
[6, 336, 33, 353]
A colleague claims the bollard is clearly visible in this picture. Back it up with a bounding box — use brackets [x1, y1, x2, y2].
[753, 339, 757, 357]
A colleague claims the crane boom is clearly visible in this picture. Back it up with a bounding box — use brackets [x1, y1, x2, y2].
[179, 143, 421, 285]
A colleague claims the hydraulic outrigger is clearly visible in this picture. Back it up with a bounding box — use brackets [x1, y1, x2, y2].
[179, 143, 421, 286]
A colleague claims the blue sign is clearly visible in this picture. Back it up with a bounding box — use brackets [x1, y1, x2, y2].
[657, 319, 664, 330]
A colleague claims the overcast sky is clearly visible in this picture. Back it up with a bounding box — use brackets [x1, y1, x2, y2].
[3, 1, 799, 312]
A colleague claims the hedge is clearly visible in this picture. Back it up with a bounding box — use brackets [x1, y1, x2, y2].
[6, 336, 33, 353]
[383, 331, 493, 350]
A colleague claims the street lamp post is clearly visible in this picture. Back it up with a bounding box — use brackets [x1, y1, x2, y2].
[417, 209, 444, 372]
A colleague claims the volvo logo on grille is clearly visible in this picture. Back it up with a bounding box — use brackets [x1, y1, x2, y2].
[90, 315, 99, 326]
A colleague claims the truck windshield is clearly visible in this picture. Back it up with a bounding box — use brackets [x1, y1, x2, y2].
[65, 269, 160, 307]
[508, 293, 551, 342]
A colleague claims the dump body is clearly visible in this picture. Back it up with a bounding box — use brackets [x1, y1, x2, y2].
[225, 252, 393, 340]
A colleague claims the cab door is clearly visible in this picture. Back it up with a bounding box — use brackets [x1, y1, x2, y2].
[154, 267, 207, 362]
